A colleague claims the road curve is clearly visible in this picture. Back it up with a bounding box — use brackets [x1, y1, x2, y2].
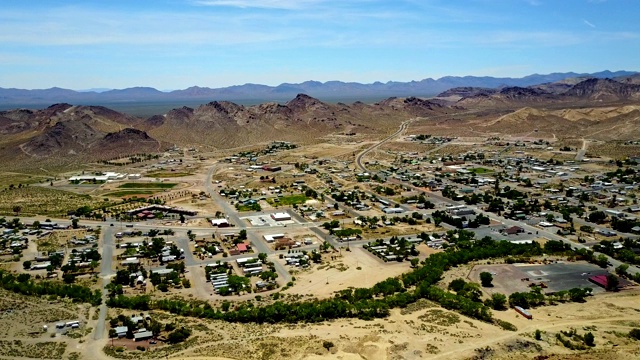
[355, 118, 417, 173]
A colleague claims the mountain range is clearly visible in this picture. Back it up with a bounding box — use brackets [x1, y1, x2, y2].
[0, 70, 637, 109]
[2, 75, 640, 171]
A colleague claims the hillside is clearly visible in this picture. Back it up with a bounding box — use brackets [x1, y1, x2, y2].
[0, 104, 163, 170]
[146, 94, 445, 148]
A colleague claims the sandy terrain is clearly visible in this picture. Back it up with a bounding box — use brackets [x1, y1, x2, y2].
[284, 247, 410, 298]
[110, 289, 640, 360]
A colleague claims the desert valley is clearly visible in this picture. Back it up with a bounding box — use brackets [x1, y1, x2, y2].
[0, 71, 638, 360]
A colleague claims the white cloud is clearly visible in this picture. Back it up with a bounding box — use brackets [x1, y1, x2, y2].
[192, 0, 322, 9]
[583, 19, 596, 28]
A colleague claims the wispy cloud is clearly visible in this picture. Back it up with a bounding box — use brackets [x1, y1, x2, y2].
[583, 19, 596, 28]
[192, 0, 322, 10]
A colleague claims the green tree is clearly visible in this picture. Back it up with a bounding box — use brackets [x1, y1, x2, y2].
[448, 278, 466, 293]
[490, 293, 507, 310]
[535, 329, 542, 340]
[22, 260, 32, 270]
[479, 272, 493, 287]
[615, 264, 629, 276]
[606, 274, 619, 291]
[584, 332, 595, 347]
[63, 273, 76, 284]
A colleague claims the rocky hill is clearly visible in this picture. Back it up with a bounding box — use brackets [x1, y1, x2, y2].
[454, 77, 640, 108]
[0, 104, 162, 170]
[146, 94, 446, 148]
[562, 78, 640, 101]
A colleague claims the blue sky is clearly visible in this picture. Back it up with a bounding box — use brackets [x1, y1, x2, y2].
[0, 0, 638, 90]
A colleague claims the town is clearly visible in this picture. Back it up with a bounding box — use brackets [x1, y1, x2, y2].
[2, 129, 640, 358]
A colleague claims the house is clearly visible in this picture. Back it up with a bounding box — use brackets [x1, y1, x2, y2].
[114, 326, 128, 338]
[451, 208, 475, 216]
[134, 330, 153, 342]
[236, 243, 248, 253]
[210, 219, 230, 227]
[597, 229, 617, 237]
[382, 207, 404, 214]
[605, 209, 624, 218]
[274, 237, 297, 250]
[263, 234, 285, 243]
[502, 226, 524, 235]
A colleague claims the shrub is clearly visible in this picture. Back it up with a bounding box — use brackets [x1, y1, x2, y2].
[167, 327, 191, 344]
[323, 341, 335, 350]
[584, 332, 595, 347]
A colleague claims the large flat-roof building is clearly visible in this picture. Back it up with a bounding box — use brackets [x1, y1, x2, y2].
[271, 212, 291, 221]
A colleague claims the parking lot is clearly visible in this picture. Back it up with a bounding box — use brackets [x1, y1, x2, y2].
[470, 261, 608, 295]
[241, 214, 297, 227]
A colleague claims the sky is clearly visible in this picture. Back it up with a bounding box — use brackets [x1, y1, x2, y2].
[0, 0, 638, 90]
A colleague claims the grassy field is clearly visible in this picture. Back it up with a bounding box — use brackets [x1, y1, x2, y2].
[236, 203, 262, 212]
[105, 190, 160, 197]
[117, 182, 177, 189]
[0, 172, 49, 188]
[267, 194, 307, 206]
[146, 171, 193, 178]
[0, 186, 99, 216]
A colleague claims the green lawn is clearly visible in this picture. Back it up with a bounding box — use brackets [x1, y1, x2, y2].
[236, 203, 262, 212]
[469, 168, 493, 174]
[106, 190, 160, 197]
[267, 194, 307, 206]
[118, 182, 177, 189]
[146, 171, 193, 178]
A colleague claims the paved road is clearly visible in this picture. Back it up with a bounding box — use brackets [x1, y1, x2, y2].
[204, 161, 291, 282]
[355, 118, 416, 172]
[94, 225, 115, 341]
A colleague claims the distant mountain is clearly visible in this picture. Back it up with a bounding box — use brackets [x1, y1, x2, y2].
[77, 88, 112, 93]
[0, 70, 636, 109]
[449, 77, 640, 108]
